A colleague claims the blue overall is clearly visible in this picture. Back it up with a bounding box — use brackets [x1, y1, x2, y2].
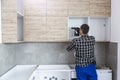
[75, 64, 98, 80]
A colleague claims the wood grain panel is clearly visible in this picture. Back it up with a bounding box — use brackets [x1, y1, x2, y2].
[24, 8, 46, 17]
[24, 0, 68, 43]
[69, 0, 90, 16]
[2, 0, 17, 43]
[47, 0, 69, 17]
[90, 0, 111, 16]
[24, 17, 46, 25]
[24, 0, 48, 41]
[47, 17, 68, 25]
[46, 17, 68, 41]
[47, 9, 68, 17]
[47, 26, 68, 41]
[24, 16, 47, 41]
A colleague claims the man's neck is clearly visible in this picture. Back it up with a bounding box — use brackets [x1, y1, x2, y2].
[81, 34, 87, 36]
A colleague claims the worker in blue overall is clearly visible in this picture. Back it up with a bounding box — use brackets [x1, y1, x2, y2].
[67, 24, 98, 80]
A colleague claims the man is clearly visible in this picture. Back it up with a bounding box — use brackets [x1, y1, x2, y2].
[66, 24, 97, 80]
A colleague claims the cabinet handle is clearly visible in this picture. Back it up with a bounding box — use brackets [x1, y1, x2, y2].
[32, 76, 35, 80]
[104, 24, 106, 27]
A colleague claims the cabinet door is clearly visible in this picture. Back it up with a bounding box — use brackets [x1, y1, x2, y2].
[47, 0, 69, 17]
[46, 0, 68, 41]
[24, 0, 68, 42]
[69, 0, 90, 16]
[46, 17, 68, 41]
[90, 0, 111, 16]
[24, 0, 47, 41]
[2, 0, 17, 43]
[89, 18, 108, 41]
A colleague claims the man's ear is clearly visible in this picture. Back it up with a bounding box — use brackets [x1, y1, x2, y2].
[79, 29, 82, 35]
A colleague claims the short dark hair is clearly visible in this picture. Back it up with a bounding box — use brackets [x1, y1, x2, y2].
[80, 24, 89, 34]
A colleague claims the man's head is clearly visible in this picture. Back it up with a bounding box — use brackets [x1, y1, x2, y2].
[80, 24, 89, 35]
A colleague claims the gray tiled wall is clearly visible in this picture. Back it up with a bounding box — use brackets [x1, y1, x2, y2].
[0, 42, 112, 76]
[0, 44, 16, 76]
[15, 42, 75, 64]
[106, 42, 118, 80]
[15, 42, 107, 65]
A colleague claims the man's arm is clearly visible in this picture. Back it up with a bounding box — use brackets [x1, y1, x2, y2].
[66, 39, 76, 52]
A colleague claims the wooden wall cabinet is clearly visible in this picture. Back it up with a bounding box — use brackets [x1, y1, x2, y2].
[47, 0, 68, 17]
[1, 0, 23, 43]
[46, 17, 68, 41]
[90, 0, 111, 16]
[1, 0, 111, 43]
[24, 0, 68, 42]
[69, 0, 90, 16]
[2, 0, 17, 43]
[24, 0, 47, 41]
[68, 0, 111, 17]
[46, 0, 68, 41]
[23, 0, 111, 42]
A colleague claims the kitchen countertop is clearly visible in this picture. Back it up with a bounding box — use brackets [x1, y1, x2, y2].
[69, 64, 111, 70]
[0, 65, 37, 80]
[36, 65, 71, 71]
[0, 65, 111, 80]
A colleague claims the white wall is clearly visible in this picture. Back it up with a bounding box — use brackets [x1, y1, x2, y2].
[111, 0, 120, 42]
[0, 0, 2, 43]
[111, 0, 120, 80]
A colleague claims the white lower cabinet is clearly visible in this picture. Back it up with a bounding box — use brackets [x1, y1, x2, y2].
[32, 70, 71, 80]
[70, 69, 112, 80]
[31, 69, 112, 80]
[97, 70, 112, 80]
